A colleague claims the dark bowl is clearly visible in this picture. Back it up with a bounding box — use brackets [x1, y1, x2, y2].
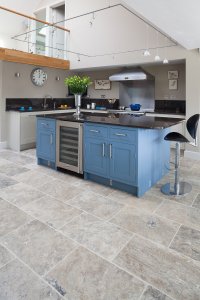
[130, 104, 141, 111]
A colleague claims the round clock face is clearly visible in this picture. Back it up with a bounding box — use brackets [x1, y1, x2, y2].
[31, 68, 47, 86]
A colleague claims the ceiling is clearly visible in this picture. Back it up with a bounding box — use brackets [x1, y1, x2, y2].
[0, 0, 199, 51]
[122, 0, 200, 49]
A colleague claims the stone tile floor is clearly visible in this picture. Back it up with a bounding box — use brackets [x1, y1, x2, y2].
[0, 148, 200, 300]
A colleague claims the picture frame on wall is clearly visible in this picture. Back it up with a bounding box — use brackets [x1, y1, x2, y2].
[169, 79, 178, 90]
[168, 70, 179, 79]
[94, 80, 111, 90]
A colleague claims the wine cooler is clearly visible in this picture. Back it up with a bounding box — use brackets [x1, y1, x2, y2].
[56, 121, 83, 174]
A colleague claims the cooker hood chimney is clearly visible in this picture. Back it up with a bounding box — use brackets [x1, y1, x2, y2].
[109, 67, 154, 81]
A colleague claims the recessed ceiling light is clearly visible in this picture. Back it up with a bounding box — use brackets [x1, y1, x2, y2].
[163, 58, 169, 64]
[155, 55, 161, 61]
[143, 49, 150, 57]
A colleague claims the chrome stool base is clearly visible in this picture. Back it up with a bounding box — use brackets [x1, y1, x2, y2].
[161, 182, 192, 196]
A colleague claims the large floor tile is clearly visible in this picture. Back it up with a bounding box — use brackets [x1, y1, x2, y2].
[67, 190, 124, 220]
[192, 193, 200, 209]
[114, 235, 200, 300]
[155, 200, 200, 230]
[0, 174, 18, 189]
[133, 192, 164, 212]
[74, 180, 114, 197]
[0, 151, 35, 166]
[60, 213, 132, 260]
[21, 148, 36, 157]
[38, 179, 85, 202]
[37, 166, 83, 185]
[170, 225, 200, 262]
[110, 206, 179, 246]
[0, 244, 14, 269]
[45, 247, 145, 300]
[108, 189, 164, 213]
[141, 286, 172, 300]
[0, 259, 62, 300]
[14, 170, 54, 188]
[1, 220, 77, 276]
[155, 187, 199, 206]
[23, 195, 82, 229]
[0, 198, 32, 237]
[0, 182, 44, 207]
[0, 161, 29, 177]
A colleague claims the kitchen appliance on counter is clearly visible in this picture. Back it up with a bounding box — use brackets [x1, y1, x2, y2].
[56, 121, 83, 174]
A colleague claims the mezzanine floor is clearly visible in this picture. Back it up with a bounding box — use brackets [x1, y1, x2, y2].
[0, 148, 200, 300]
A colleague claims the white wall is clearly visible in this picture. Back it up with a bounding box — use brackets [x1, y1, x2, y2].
[0, 61, 69, 141]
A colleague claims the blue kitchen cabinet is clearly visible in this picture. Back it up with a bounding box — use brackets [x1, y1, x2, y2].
[36, 117, 56, 169]
[109, 141, 137, 185]
[84, 138, 108, 177]
[84, 122, 169, 197]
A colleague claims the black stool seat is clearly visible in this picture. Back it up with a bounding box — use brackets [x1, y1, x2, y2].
[164, 132, 189, 143]
[161, 114, 199, 196]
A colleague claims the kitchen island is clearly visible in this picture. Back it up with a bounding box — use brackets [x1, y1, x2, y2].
[36, 112, 184, 197]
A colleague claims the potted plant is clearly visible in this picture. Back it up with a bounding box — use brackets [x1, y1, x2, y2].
[64, 75, 92, 117]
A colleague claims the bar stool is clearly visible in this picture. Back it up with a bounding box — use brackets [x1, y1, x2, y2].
[161, 114, 200, 196]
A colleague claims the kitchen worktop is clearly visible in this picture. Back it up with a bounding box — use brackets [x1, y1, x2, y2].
[40, 112, 184, 129]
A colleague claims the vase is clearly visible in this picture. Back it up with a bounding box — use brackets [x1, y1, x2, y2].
[74, 94, 82, 118]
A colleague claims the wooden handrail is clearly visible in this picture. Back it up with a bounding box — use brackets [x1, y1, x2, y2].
[0, 5, 70, 33]
[0, 47, 70, 70]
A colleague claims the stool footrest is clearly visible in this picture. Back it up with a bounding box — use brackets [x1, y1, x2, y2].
[161, 182, 192, 196]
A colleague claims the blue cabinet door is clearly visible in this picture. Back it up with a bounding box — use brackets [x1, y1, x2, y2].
[109, 141, 137, 185]
[36, 118, 56, 163]
[37, 130, 55, 161]
[84, 138, 108, 177]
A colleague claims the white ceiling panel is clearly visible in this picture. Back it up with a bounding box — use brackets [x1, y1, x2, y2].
[122, 0, 200, 49]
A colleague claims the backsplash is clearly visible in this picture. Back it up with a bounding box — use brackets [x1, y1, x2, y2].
[155, 100, 186, 114]
[6, 97, 119, 111]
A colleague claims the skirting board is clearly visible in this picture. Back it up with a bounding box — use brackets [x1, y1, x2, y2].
[0, 141, 7, 149]
[184, 150, 200, 161]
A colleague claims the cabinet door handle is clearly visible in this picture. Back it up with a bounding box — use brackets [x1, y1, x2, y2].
[90, 129, 99, 133]
[50, 133, 53, 144]
[115, 133, 127, 137]
[102, 143, 105, 157]
[109, 144, 112, 159]
[41, 122, 48, 127]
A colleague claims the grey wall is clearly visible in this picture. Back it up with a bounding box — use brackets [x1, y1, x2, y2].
[144, 63, 186, 100]
[0, 61, 70, 141]
[80, 63, 186, 101]
[79, 68, 121, 99]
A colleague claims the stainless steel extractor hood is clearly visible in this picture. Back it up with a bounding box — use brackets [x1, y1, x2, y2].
[109, 67, 154, 81]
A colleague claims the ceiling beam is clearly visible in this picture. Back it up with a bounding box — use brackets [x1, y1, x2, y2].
[0, 48, 70, 70]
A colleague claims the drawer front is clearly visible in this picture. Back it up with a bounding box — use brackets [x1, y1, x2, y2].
[84, 123, 108, 138]
[37, 118, 56, 131]
[109, 127, 137, 144]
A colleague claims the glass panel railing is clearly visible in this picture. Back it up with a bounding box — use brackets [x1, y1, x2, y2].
[0, 7, 69, 60]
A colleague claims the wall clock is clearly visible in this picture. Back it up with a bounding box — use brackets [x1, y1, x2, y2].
[31, 68, 47, 86]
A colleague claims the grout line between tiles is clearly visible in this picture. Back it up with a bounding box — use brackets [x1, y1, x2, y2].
[2, 192, 200, 268]
[0, 244, 65, 300]
[41, 245, 79, 278]
[151, 198, 166, 214]
[190, 192, 199, 207]
[0, 258, 16, 271]
[167, 223, 182, 248]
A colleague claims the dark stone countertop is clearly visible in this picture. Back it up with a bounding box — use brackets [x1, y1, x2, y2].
[38, 112, 184, 129]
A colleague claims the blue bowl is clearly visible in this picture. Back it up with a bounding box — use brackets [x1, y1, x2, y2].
[130, 104, 141, 111]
